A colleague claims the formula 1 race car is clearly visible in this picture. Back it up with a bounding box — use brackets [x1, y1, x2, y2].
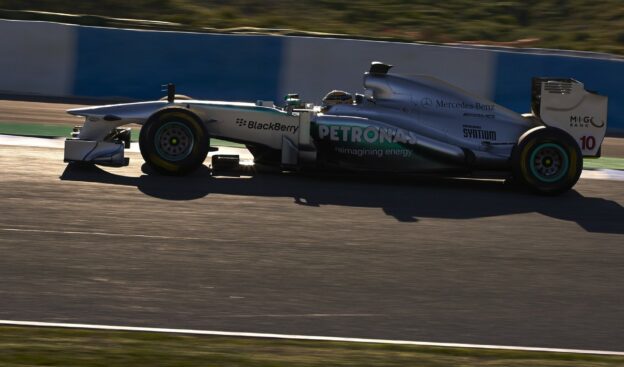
[64, 62, 608, 195]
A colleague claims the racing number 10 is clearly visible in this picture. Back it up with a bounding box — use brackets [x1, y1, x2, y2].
[580, 135, 596, 150]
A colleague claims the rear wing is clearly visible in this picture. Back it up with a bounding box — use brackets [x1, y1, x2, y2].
[531, 78, 607, 157]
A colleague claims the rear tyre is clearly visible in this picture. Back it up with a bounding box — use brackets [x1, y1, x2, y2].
[139, 110, 209, 175]
[512, 127, 582, 195]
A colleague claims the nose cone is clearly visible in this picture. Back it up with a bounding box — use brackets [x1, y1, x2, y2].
[67, 104, 119, 117]
[66, 101, 167, 119]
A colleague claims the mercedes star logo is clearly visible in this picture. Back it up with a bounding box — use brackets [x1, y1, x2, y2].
[421, 97, 433, 108]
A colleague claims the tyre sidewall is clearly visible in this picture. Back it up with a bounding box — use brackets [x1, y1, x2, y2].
[140, 110, 209, 175]
[512, 127, 582, 195]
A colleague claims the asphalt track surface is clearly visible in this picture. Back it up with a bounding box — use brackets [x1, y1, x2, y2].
[1, 99, 624, 351]
[1, 141, 624, 351]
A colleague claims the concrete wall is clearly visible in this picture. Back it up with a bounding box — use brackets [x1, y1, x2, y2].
[1, 19, 622, 135]
[0, 20, 76, 96]
[278, 37, 497, 101]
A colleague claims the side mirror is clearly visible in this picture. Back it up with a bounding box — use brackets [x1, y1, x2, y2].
[162, 83, 175, 103]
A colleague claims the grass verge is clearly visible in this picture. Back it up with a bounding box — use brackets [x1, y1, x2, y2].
[0, 122, 73, 139]
[583, 157, 624, 171]
[1, 326, 623, 367]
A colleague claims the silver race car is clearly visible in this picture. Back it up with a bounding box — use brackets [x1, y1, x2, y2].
[64, 62, 608, 194]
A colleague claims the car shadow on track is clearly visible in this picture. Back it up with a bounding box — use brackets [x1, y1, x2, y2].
[59, 163, 624, 234]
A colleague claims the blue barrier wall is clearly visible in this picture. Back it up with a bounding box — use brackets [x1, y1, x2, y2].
[493, 51, 624, 135]
[74, 27, 284, 102]
[1, 20, 622, 135]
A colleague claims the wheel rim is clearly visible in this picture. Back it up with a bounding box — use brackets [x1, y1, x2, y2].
[154, 121, 194, 161]
[529, 143, 569, 183]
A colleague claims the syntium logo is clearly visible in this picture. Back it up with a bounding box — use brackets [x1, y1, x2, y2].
[318, 124, 419, 145]
[462, 124, 497, 141]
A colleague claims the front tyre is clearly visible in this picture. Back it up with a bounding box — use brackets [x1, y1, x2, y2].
[139, 110, 209, 175]
[512, 127, 582, 195]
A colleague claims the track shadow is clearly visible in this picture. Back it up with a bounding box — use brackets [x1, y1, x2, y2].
[60, 163, 624, 234]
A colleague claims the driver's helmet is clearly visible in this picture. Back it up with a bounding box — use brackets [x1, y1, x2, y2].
[322, 90, 353, 107]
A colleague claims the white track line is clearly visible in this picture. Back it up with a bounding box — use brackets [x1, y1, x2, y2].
[0, 320, 622, 356]
[581, 169, 624, 181]
[0, 228, 204, 241]
[0, 134, 251, 157]
[0, 134, 65, 148]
